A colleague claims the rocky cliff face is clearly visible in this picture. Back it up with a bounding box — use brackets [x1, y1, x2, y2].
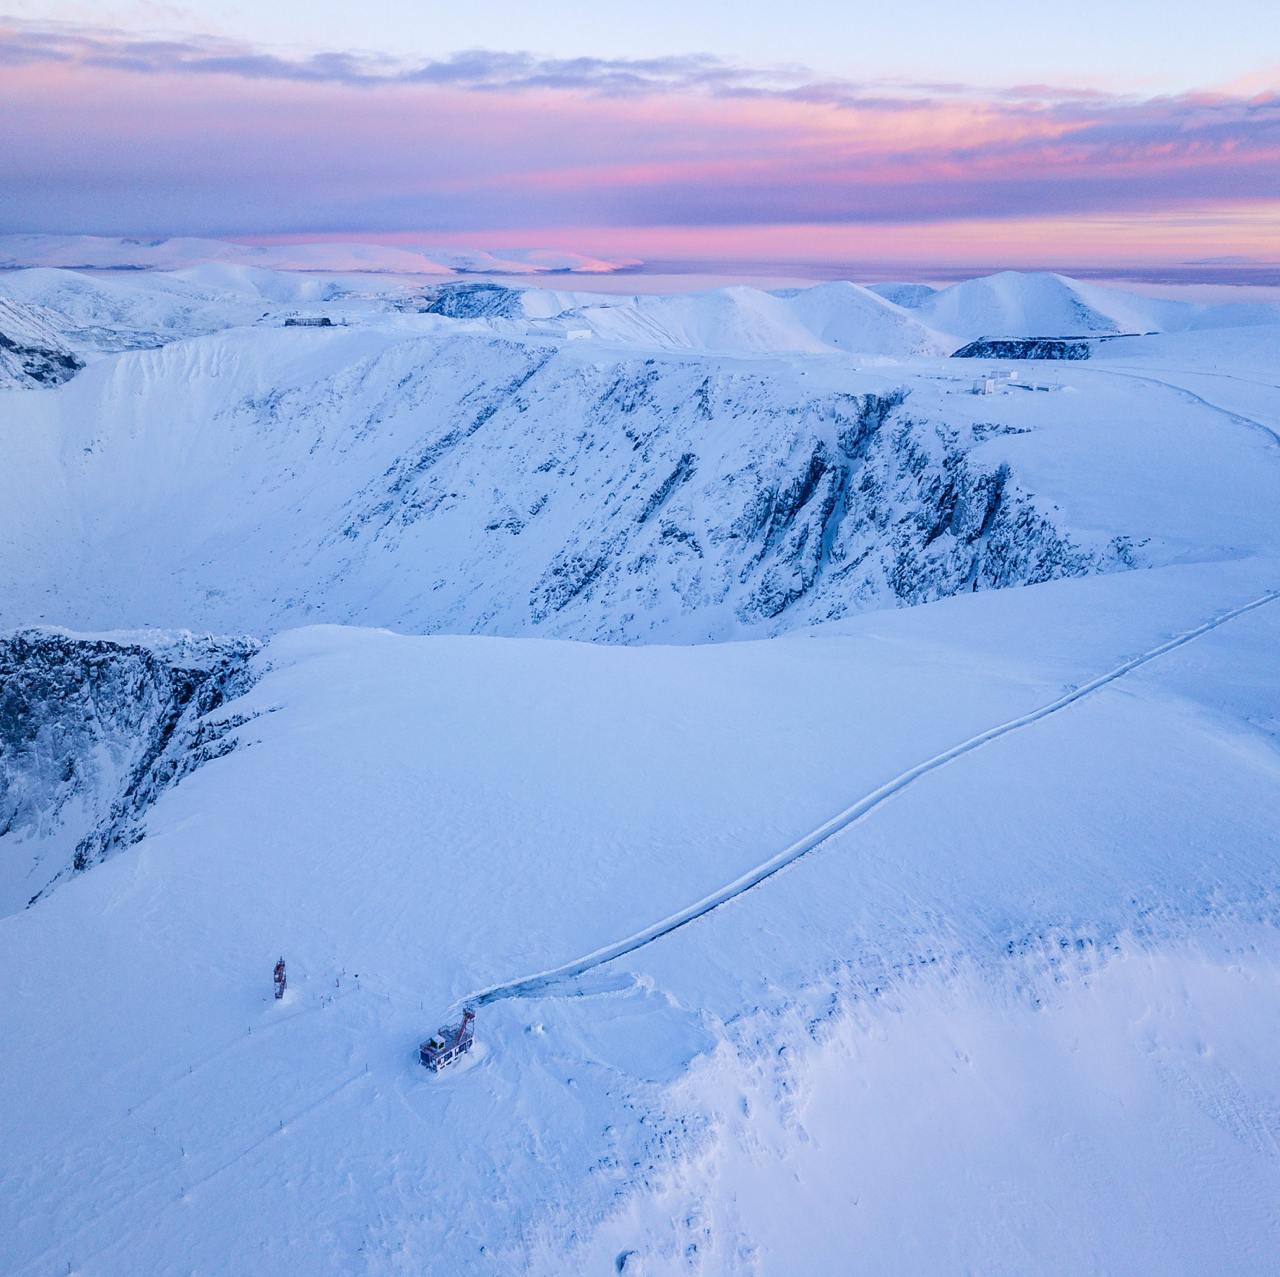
[952, 337, 1092, 360]
[0, 330, 1139, 641]
[329, 347, 1132, 640]
[418, 283, 527, 319]
[0, 297, 83, 388]
[0, 631, 259, 911]
[517, 384, 1129, 637]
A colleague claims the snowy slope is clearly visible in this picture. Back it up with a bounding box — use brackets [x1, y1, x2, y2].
[0, 265, 418, 354]
[2, 264, 1279, 1275]
[563, 282, 949, 356]
[919, 269, 1280, 339]
[1, 564, 1278, 1274]
[0, 234, 637, 276]
[867, 280, 938, 309]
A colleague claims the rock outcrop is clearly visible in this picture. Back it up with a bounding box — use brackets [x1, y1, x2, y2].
[0, 297, 83, 388]
[0, 630, 259, 909]
[952, 337, 1092, 360]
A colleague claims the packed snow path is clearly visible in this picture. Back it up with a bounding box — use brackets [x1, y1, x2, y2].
[1086, 364, 1280, 449]
[462, 588, 1280, 1010]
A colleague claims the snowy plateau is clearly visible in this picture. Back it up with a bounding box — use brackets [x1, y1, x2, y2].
[1, 240, 1279, 1275]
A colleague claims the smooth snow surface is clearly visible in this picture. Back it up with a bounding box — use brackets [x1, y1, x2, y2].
[1, 261, 1279, 1275]
[917, 269, 1280, 339]
[0, 234, 637, 276]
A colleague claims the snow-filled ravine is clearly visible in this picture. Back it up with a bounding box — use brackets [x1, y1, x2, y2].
[1, 260, 1279, 1275]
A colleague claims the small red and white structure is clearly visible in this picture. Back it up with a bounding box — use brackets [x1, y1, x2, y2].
[419, 1008, 476, 1071]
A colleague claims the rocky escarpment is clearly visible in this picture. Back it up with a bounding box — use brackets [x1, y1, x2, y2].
[418, 282, 527, 320]
[952, 337, 1092, 360]
[0, 630, 260, 910]
[0, 330, 1145, 642]
[0, 297, 83, 388]
[329, 344, 1132, 639]
[516, 384, 1132, 636]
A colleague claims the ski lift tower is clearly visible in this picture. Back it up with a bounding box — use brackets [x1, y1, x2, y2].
[420, 1008, 476, 1071]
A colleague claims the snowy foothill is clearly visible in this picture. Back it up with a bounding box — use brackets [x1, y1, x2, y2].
[1, 246, 1279, 1274]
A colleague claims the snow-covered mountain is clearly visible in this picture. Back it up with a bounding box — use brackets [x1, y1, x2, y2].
[2, 261, 1279, 1275]
[917, 269, 1280, 339]
[560, 282, 951, 356]
[867, 280, 938, 308]
[0, 322, 1150, 640]
[0, 233, 637, 276]
[6, 268, 1279, 642]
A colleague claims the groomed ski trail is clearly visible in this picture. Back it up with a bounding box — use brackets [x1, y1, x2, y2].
[463, 588, 1280, 1009]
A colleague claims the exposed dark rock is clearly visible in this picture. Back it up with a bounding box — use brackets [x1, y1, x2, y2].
[638, 453, 697, 523]
[0, 631, 260, 908]
[418, 283, 526, 320]
[0, 300, 84, 388]
[952, 337, 1092, 360]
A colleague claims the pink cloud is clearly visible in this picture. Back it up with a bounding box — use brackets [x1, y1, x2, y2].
[1, 19, 1277, 264]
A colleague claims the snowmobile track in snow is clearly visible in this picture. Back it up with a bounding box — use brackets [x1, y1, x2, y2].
[463, 588, 1280, 1010]
[1085, 365, 1280, 449]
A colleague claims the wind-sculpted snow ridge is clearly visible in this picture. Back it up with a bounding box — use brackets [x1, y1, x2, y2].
[0, 629, 261, 912]
[0, 296, 83, 388]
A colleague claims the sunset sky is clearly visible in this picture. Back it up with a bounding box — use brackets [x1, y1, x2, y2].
[3, 1, 1278, 267]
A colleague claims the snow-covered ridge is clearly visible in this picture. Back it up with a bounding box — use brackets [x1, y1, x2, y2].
[2, 265, 1275, 382]
[0, 326, 1141, 640]
[395, 278, 953, 356]
[917, 269, 1280, 340]
[0, 263, 417, 356]
[0, 234, 638, 276]
[553, 282, 950, 356]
